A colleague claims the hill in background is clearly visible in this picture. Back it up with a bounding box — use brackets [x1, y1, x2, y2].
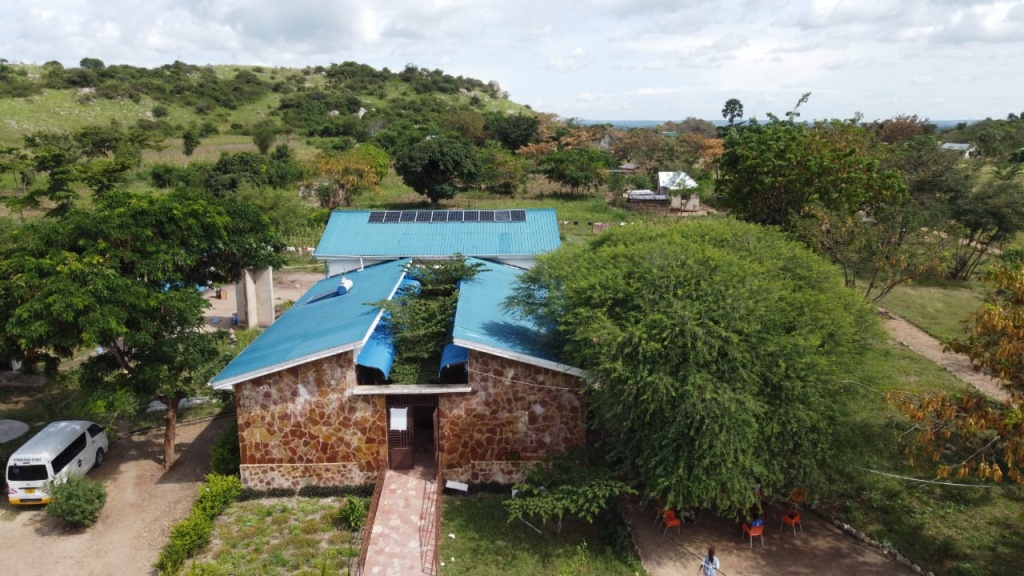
[0, 59, 531, 149]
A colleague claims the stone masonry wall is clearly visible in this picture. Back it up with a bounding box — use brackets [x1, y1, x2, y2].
[440, 351, 586, 484]
[235, 351, 386, 488]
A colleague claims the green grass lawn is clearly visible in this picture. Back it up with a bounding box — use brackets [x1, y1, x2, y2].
[878, 280, 983, 342]
[440, 494, 643, 575]
[186, 497, 361, 576]
[825, 336, 1022, 576]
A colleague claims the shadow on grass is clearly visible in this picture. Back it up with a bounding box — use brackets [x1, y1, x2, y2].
[439, 493, 637, 576]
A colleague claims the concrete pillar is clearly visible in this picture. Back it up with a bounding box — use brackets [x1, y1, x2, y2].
[235, 267, 276, 328]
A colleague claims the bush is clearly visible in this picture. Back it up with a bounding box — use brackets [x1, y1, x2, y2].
[157, 515, 213, 575]
[155, 474, 240, 575]
[46, 474, 108, 527]
[334, 495, 369, 531]
[208, 419, 240, 476]
[194, 474, 242, 520]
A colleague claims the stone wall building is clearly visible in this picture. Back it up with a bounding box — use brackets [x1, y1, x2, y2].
[211, 210, 585, 489]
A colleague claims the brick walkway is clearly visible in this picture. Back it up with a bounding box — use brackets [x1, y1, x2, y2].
[362, 463, 439, 575]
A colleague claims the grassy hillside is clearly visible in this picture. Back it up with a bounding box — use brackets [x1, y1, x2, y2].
[0, 62, 532, 147]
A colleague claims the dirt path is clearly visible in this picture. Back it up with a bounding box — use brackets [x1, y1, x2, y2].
[630, 500, 914, 576]
[0, 417, 228, 576]
[880, 308, 1010, 402]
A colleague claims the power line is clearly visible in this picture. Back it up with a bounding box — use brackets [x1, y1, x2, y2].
[855, 466, 996, 488]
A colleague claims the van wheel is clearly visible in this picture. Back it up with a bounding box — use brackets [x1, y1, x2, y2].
[95, 448, 105, 468]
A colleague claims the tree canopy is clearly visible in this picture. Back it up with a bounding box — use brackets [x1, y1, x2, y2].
[722, 98, 744, 125]
[0, 189, 284, 468]
[394, 136, 477, 205]
[507, 219, 878, 515]
[892, 262, 1024, 484]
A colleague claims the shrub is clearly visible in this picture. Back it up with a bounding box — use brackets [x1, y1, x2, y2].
[156, 515, 213, 575]
[155, 474, 240, 575]
[194, 474, 242, 520]
[334, 495, 369, 531]
[152, 105, 169, 118]
[208, 419, 240, 476]
[46, 474, 108, 527]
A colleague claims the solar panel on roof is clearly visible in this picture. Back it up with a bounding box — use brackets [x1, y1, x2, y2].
[368, 209, 528, 224]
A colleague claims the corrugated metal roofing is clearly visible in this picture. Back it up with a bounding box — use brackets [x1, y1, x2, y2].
[210, 259, 410, 389]
[658, 171, 698, 190]
[314, 209, 561, 259]
[453, 259, 581, 375]
[940, 143, 973, 151]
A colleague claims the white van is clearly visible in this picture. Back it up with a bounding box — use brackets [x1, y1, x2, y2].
[5, 420, 109, 505]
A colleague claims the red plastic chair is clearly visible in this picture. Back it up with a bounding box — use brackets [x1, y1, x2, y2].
[781, 510, 803, 536]
[791, 488, 808, 508]
[662, 512, 682, 537]
[657, 509, 679, 528]
[742, 522, 765, 548]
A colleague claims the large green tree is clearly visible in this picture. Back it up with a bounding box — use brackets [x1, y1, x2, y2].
[720, 117, 905, 228]
[507, 219, 877, 515]
[948, 176, 1024, 280]
[538, 147, 611, 194]
[0, 189, 284, 468]
[484, 112, 540, 151]
[394, 136, 477, 205]
[17, 125, 162, 214]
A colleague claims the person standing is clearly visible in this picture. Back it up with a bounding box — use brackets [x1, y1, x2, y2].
[698, 546, 720, 576]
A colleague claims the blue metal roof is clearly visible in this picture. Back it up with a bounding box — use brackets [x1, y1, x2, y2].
[439, 343, 469, 375]
[452, 259, 581, 375]
[210, 259, 411, 388]
[356, 324, 396, 378]
[314, 209, 561, 259]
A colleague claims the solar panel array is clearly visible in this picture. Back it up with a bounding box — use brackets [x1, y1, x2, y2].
[367, 210, 527, 224]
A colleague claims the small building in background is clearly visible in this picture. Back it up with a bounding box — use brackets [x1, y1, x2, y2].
[940, 142, 977, 159]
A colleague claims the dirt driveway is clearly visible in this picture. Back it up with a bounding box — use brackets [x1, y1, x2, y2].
[0, 269, 320, 576]
[1, 417, 229, 576]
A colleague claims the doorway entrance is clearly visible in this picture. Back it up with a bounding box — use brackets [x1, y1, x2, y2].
[385, 395, 438, 470]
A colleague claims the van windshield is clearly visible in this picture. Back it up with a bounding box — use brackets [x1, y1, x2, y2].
[7, 464, 49, 482]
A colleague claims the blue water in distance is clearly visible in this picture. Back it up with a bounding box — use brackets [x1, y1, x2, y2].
[581, 119, 975, 130]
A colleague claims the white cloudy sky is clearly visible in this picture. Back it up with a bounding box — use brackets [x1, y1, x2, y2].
[3, 0, 1023, 121]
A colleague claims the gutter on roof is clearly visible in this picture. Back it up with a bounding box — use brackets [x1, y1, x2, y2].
[210, 341, 363, 390]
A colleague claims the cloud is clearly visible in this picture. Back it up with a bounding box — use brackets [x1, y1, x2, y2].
[549, 47, 589, 73]
[929, 1, 1024, 43]
[0, 0, 1022, 121]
